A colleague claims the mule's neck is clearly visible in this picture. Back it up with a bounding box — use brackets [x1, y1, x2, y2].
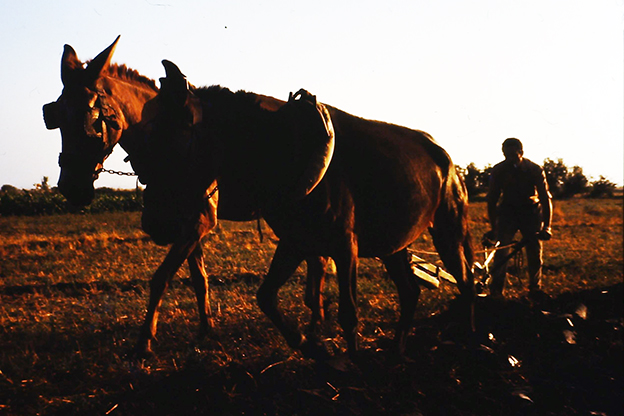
[197, 87, 280, 147]
[97, 69, 158, 154]
[194, 87, 319, 209]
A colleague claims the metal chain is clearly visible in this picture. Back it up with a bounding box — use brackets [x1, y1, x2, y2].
[98, 169, 219, 202]
[97, 168, 138, 177]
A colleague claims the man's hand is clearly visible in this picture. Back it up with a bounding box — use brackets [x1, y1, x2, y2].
[538, 227, 552, 241]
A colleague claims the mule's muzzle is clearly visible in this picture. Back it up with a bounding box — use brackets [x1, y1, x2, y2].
[58, 176, 95, 207]
[57, 151, 101, 206]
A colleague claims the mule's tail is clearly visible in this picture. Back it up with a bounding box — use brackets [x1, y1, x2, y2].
[428, 155, 475, 297]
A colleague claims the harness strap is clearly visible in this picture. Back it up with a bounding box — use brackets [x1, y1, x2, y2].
[257, 215, 264, 243]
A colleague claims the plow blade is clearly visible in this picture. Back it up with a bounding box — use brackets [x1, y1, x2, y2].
[411, 254, 457, 289]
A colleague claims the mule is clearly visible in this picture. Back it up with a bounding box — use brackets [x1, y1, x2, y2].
[138, 60, 476, 358]
[43, 37, 330, 357]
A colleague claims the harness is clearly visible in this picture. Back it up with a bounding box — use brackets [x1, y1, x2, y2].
[58, 88, 123, 179]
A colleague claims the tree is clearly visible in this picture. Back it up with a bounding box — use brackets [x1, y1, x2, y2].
[561, 166, 588, 198]
[543, 158, 567, 198]
[480, 165, 492, 191]
[588, 176, 616, 198]
[1, 184, 20, 193]
[462, 163, 481, 198]
[458, 159, 604, 201]
[34, 176, 50, 191]
[457, 164, 492, 199]
[542, 159, 588, 199]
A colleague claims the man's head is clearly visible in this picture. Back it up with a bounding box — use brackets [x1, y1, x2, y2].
[502, 138, 523, 164]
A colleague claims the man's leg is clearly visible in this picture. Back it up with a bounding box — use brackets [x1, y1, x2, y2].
[490, 213, 518, 297]
[525, 239, 543, 291]
[521, 205, 544, 293]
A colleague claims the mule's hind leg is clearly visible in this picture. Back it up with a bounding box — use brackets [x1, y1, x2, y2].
[331, 236, 360, 359]
[187, 244, 213, 338]
[382, 249, 421, 355]
[304, 256, 328, 334]
[429, 229, 474, 297]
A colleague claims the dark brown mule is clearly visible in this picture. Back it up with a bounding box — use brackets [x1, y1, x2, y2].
[42, 38, 329, 357]
[139, 60, 476, 358]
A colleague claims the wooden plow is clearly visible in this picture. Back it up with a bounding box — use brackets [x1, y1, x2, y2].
[410, 233, 537, 295]
[409, 252, 457, 290]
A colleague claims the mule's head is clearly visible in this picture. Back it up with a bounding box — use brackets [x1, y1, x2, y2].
[137, 60, 209, 245]
[43, 36, 126, 206]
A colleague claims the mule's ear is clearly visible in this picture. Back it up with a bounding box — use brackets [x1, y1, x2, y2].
[43, 102, 60, 130]
[162, 59, 186, 80]
[84, 35, 120, 86]
[160, 59, 189, 107]
[61, 44, 83, 86]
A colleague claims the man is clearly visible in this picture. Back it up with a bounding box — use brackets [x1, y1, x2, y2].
[486, 138, 553, 298]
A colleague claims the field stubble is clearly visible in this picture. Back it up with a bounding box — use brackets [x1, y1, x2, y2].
[0, 199, 621, 415]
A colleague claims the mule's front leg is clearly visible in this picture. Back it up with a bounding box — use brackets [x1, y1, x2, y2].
[136, 239, 197, 357]
[187, 244, 213, 338]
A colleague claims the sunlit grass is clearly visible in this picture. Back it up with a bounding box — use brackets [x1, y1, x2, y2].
[0, 198, 621, 414]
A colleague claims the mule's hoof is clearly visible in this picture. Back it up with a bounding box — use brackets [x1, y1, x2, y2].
[198, 336, 226, 353]
[300, 339, 332, 361]
[323, 354, 353, 372]
[127, 345, 155, 361]
[197, 326, 218, 342]
[383, 345, 414, 365]
[528, 289, 549, 304]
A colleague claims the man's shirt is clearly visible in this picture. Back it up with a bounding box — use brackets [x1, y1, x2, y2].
[488, 158, 551, 207]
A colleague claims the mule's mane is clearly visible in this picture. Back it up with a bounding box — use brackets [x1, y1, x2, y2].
[99, 63, 158, 91]
[194, 85, 263, 110]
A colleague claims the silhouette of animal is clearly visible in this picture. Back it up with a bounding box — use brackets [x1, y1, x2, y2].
[137, 60, 476, 358]
[43, 38, 330, 357]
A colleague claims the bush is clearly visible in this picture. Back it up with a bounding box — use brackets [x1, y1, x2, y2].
[461, 158, 595, 201]
[588, 176, 617, 198]
[457, 163, 491, 199]
[543, 158, 568, 198]
[560, 165, 588, 199]
[540, 158, 588, 199]
[0, 186, 143, 216]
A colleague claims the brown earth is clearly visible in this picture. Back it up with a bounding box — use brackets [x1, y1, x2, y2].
[88, 283, 622, 416]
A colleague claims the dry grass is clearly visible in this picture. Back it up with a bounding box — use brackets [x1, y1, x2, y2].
[0, 199, 621, 415]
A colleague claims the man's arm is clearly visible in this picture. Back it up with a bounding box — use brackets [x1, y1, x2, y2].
[536, 168, 553, 239]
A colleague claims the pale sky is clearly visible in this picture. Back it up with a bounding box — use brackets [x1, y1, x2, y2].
[1, 0, 622, 190]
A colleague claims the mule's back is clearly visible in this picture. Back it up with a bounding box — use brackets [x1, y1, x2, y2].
[315, 107, 449, 256]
